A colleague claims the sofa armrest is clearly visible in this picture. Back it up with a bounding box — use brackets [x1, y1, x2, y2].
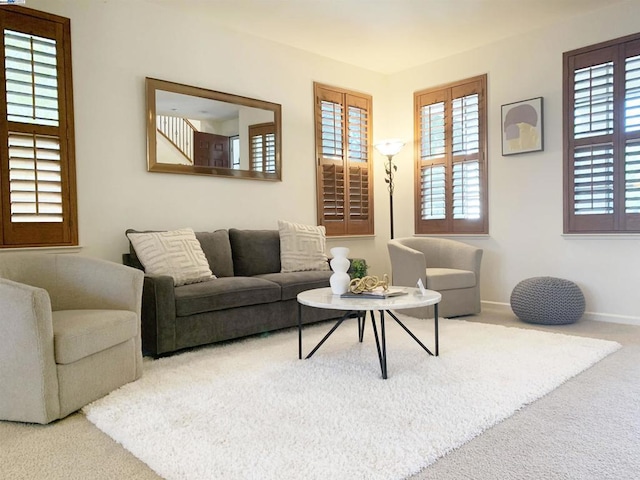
[387, 241, 427, 288]
[0, 279, 60, 424]
[140, 274, 177, 357]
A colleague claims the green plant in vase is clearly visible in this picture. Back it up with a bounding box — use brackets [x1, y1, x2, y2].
[349, 259, 368, 279]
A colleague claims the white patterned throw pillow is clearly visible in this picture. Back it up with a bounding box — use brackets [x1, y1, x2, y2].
[127, 228, 214, 286]
[278, 220, 330, 273]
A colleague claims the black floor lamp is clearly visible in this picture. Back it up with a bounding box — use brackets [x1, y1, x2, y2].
[374, 139, 405, 239]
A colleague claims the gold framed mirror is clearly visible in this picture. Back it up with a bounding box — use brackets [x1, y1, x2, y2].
[146, 77, 282, 181]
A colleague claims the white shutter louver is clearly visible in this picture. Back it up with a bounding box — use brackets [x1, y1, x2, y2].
[625, 139, 640, 213]
[573, 143, 614, 215]
[420, 165, 446, 219]
[625, 55, 640, 133]
[4, 30, 59, 127]
[8, 132, 62, 223]
[452, 94, 480, 220]
[320, 100, 343, 160]
[347, 106, 367, 162]
[573, 62, 614, 139]
[419, 102, 446, 220]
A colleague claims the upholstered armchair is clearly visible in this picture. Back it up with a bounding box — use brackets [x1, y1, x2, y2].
[388, 237, 483, 318]
[0, 253, 144, 424]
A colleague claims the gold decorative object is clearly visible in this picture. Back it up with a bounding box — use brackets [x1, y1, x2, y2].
[348, 274, 390, 294]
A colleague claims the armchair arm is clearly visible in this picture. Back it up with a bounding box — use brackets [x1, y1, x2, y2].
[50, 255, 144, 313]
[444, 242, 483, 275]
[140, 274, 177, 357]
[387, 240, 427, 288]
[0, 279, 60, 424]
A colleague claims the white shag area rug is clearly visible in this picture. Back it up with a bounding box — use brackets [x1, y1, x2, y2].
[83, 316, 620, 480]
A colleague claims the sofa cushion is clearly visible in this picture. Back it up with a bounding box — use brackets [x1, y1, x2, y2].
[277, 220, 330, 273]
[195, 230, 234, 278]
[256, 271, 332, 301]
[52, 309, 138, 365]
[426, 268, 476, 291]
[127, 228, 213, 286]
[174, 277, 281, 316]
[229, 229, 281, 276]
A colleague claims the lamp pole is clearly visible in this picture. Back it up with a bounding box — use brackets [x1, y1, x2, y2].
[374, 139, 405, 241]
[385, 154, 397, 239]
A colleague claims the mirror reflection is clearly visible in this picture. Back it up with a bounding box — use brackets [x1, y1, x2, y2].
[146, 78, 282, 180]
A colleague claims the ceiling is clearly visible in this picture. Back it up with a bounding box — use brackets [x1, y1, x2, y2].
[146, 0, 622, 74]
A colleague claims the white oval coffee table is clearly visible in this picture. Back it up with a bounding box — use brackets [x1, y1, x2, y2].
[297, 286, 442, 379]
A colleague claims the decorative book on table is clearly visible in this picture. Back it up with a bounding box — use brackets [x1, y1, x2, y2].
[340, 287, 408, 299]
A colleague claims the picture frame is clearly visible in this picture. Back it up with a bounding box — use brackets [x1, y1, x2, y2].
[501, 97, 543, 156]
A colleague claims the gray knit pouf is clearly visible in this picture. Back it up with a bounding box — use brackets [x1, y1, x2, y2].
[510, 276, 585, 325]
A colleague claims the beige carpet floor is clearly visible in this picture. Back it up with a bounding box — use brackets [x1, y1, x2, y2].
[2, 305, 639, 480]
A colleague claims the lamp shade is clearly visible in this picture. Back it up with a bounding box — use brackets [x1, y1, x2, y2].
[374, 139, 405, 156]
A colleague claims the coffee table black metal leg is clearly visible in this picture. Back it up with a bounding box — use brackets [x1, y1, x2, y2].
[434, 303, 439, 357]
[386, 310, 434, 356]
[380, 311, 387, 379]
[358, 311, 366, 342]
[370, 310, 388, 380]
[298, 302, 302, 359]
[304, 310, 354, 359]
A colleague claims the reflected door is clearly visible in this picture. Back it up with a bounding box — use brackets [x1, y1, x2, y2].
[194, 131, 230, 167]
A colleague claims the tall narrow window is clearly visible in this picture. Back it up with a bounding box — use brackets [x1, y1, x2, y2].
[414, 75, 488, 234]
[0, 6, 77, 247]
[564, 33, 640, 233]
[314, 83, 373, 236]
[249, 122, 276, 173]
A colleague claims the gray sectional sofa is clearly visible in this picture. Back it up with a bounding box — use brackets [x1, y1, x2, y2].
[124, 228, 341, 357]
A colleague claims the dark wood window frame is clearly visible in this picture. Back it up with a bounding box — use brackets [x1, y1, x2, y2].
[563, 32, 640, 234]
[314, 82, 374, 236]
[414, 75, 488, 235]
[0, 6, 77, 248]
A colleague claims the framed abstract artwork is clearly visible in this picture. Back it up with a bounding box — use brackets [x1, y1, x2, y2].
[501, 97, 543, 156]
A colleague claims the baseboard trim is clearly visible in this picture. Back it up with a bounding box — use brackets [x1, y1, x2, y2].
[480, 300, 640, 327]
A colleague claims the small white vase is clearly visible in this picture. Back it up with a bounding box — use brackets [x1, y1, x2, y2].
[329, 247, 351, 295]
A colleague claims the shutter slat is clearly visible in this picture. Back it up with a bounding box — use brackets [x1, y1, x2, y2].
[625, 139, 640, 213]
[7, 132, 63, 223]
[4, 29, 60, 126]
[420, 165, 446, 220]
[572, 143, 614, 215]
[625, 54, 640, 133]
[573, 62, 614, 139]
[420, 102, 445, 159]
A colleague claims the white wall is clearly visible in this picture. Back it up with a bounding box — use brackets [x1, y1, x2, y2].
[27, 0, 388, 277]
[387, 1, 640, 323]
[26, 0, 640, 323]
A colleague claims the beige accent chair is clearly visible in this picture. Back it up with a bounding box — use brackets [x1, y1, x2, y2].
[0, 253, 144, 424]
[388, 237, 483, 318]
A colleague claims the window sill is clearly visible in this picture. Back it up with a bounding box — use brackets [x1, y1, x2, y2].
[0, 245, 83, 254]
[413, 234, 491, 239]
[561, 234, 640, 240]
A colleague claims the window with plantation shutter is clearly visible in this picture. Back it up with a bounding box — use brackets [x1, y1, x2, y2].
[414, 75, 488, 234]
[0, 6, 77, 247]
[314, 83, 373, 236]
[249, 122, 276, 173]
[564, 33, 640, 233]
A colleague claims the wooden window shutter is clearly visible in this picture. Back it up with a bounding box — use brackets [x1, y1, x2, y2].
[314, 83, 373, 236]
[414, 75, 487, 235]
[564, 34, 640, 233]
[0, 7, 77, 247]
